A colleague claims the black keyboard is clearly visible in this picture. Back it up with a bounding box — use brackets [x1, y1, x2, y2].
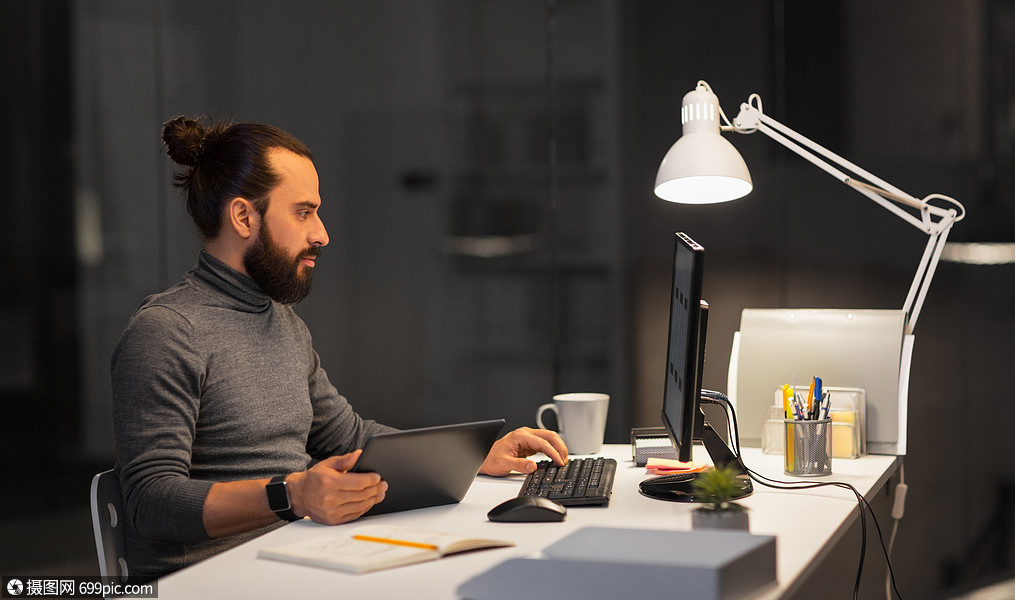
[518, 456, 617, 506]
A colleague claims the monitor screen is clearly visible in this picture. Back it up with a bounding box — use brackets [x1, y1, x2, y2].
[660, 232, 706, 463]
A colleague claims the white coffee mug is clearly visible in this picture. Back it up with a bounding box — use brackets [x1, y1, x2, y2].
[536, 392, 610, 455]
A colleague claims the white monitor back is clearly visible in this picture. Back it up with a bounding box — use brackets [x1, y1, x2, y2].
[728, 309, 912, 455]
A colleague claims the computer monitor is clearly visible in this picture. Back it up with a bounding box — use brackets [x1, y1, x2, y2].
[659, 232, 707, 463]
[639, 232, 752, 503]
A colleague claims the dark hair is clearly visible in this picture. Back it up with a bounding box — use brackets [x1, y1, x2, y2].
[161, 116, 313, 240]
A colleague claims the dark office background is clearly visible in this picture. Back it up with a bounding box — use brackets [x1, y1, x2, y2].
[2, 1, 1013, 598]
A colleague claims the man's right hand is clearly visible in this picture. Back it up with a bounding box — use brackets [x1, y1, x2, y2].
[286, 450, 387, 525]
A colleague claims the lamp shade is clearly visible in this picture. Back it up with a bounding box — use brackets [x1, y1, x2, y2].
[654, 85, 753, 204]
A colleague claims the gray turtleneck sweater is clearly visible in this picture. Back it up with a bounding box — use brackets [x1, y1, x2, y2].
[110, 251, 393, 580]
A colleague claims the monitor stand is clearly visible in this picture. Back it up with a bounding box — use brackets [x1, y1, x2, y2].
[638, 422, 753, 503]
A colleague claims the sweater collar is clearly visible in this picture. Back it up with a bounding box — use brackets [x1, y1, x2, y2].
[191, 250, 273, 312]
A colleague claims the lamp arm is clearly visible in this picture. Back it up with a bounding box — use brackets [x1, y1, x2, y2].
[732, 99, 963, 334]
[905, 220, 954, 332]
[735, 103, 958, 232]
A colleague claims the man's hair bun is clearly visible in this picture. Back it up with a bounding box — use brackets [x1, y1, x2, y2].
[161, 116, 207, 167]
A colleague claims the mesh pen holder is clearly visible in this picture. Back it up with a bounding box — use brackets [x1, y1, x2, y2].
[784, 419, 832, 477]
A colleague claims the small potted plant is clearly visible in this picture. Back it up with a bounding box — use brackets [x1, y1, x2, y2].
[690, 464, 750, 531]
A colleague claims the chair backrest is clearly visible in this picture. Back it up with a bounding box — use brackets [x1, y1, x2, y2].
[90, 469, 129, 582]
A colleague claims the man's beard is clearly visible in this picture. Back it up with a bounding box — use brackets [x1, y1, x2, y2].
[243, 223, 319, 305]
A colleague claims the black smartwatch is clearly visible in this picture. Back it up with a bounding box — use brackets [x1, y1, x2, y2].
[266, 475, 301, 522]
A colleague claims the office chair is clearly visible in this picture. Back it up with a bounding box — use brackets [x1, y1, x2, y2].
[90, 469, 129, 582]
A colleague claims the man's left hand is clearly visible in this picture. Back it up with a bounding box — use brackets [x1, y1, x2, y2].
[479, 427, 568, 476]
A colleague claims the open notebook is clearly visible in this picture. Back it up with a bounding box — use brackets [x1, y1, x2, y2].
[258, 525, 514, 573]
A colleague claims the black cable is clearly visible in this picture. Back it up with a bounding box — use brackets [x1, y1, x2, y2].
[749, 469, 869, 599]
[702, 390, 742, 458]
[700, 390, 902, 599]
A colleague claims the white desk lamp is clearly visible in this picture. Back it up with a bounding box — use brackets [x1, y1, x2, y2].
[655, 80, 966, 334]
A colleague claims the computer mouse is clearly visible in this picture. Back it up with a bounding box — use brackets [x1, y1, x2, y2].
[487, 496, 567, 522]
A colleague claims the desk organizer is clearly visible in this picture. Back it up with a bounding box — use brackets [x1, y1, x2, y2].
[762, 386, 866, 459]
[630, 427, 678, 466]
[784, 418, 832, 476]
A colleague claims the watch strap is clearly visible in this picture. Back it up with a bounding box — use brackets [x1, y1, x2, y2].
[266, 475, 301, 521]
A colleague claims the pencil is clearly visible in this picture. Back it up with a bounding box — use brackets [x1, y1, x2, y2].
[352, 535, 439, 551]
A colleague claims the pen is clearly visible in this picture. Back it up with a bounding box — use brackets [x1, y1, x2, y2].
[792, 396, 805, 421]
[352, 535, 439, 551]
[782, 384, 793, 419]
[806, 378, 815, 413]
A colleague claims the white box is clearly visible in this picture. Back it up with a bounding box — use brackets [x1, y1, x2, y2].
[457, 527, 777, 600]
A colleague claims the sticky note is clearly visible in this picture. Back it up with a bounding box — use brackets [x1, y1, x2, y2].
[645, 457, 707, 474]
[830, 410, 858, 458]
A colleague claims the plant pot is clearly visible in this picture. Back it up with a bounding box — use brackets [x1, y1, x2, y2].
[692, 508, 750, 531]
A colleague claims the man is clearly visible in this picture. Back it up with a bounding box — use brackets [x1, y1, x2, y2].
[111, 117, 568, 579]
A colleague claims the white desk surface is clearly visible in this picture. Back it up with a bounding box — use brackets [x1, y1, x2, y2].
[158, 445, 898, 599]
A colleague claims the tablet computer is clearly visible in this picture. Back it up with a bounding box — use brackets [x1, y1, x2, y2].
[352, 419, 505, 517]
